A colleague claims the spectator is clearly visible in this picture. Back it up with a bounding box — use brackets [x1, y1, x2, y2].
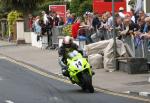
[142, 17, 150, 39]
[83, 13, 88, 25]
[116, 17, 124, 40]
[46, 12, 54, 49]
[34, 16, 42, 41]
[47, 12, 54, 29]
[137, 16, 145, 33]
[58, 17, 64, 26]
[116, 17, 124, 31]
[28, 14, 34, 31]
[84, 12, 93, 27]
[92, 13, 101, 32]
[53, 12, 59, 26]
[137, 10, 146, 22]
[66, 9, 71, 20]
[130, 9, 136, 23]
[106, 11, 113, 28]
[120, 18, 139, 36]
[71, 17, 81, 39]
[41, 11, 49, 36]
[118, 7, 125, 19]
[100, 13, 108, 30]
[42, 11, 49, 25]
[66, 14, 74, 25]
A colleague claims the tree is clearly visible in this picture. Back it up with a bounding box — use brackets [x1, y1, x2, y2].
[0, 0, 44, 12]
[69, 0, 80, 14]
[69, 0, 92, 16]
[78, 1, 92, 15]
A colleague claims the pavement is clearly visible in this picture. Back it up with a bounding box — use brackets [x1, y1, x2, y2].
[0, 40, 150, 98]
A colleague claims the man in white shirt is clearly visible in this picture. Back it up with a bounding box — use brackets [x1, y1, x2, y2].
[42, 11, 49, 25]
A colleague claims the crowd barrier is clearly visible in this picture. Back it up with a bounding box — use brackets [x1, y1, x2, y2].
[31, 32, 48, 49]
[50, 25, 150, 62]
[121, 34, 150, 62]
[51, 26, 64, 48]
[91, 29, 113, 42]
[51, 25, 87, 50]
[91, 28, 150, 62]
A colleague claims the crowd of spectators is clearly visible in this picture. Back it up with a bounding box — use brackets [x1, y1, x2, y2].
[28, 7, 150, 50]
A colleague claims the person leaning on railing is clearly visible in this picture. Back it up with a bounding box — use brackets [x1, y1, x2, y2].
[133, 17, 150, 51]
[119, 17, 139, 37]
[141, 17, 150, 39]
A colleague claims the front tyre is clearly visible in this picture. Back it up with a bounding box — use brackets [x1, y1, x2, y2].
[81, 73, 94, 93]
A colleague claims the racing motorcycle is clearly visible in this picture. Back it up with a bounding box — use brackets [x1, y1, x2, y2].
[67, 50, 94, 93]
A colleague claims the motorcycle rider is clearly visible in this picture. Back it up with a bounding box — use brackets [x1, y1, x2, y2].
[58, 36, 95, 80]
[58, 36, 79, 77]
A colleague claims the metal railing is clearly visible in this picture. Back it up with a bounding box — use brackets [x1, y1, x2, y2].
[50, 25, 150, 62]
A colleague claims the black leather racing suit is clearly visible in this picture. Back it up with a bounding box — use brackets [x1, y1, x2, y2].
[58, 43, 79, 76]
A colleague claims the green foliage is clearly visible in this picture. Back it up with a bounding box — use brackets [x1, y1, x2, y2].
[0, 2, 9, 18]
[7, 11, 23, 34]
[62, 25, 72, 36]
[70, 0, 92, 16]
[78, 1, 92, 15]
[70, 0, 80, 14]
[1, 0, 44, 12]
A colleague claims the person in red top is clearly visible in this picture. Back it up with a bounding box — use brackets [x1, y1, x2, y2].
[28, 14, 34, 31]
[71, 17, 81, 39]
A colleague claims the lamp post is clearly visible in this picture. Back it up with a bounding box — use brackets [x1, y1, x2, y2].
[112, 0, 117, 70]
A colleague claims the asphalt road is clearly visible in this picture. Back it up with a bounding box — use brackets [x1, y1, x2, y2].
[0, 58, 148, 103]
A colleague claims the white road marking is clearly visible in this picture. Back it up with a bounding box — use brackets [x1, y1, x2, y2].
[139, 92, 150, 97]
[0, 56, 6, 59]
[1, 56, 150, 102]
[5, 100, 14, 103]
[49, 96, 63, 102]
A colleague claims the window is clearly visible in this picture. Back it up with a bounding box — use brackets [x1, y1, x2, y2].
[104, 0, 123, 2]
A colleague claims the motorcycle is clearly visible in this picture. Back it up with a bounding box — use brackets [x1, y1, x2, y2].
[67, 50, 94, 93]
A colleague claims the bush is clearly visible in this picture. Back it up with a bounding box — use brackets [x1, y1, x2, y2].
[62, 24, 72, 36]
[7, 11, 23, 35]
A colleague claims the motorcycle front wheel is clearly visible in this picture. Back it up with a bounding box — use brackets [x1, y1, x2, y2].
[81, 72, 94, 93]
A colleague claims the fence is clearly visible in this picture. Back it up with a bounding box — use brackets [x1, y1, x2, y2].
[51, 26, 64, 48]
[88, 28, 150, 62]
[50, 25, 150, 62]
[91, 28, 113, 42]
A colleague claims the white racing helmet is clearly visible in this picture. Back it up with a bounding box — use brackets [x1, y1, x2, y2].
[62, 36, 73, 48]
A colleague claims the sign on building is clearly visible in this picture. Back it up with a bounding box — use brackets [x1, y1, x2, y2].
[49, 5, 66, 22]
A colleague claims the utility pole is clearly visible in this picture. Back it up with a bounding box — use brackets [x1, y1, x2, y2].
[112, 0, 117, 69]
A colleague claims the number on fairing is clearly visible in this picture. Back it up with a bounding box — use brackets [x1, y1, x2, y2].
[74, 60, 82, 70]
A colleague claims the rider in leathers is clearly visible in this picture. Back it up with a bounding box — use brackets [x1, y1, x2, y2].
[58, 36, 79, 77]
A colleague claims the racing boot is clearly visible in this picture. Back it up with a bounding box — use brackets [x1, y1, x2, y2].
[62, 66, 69, 77]
[92, 71, 95, 76]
